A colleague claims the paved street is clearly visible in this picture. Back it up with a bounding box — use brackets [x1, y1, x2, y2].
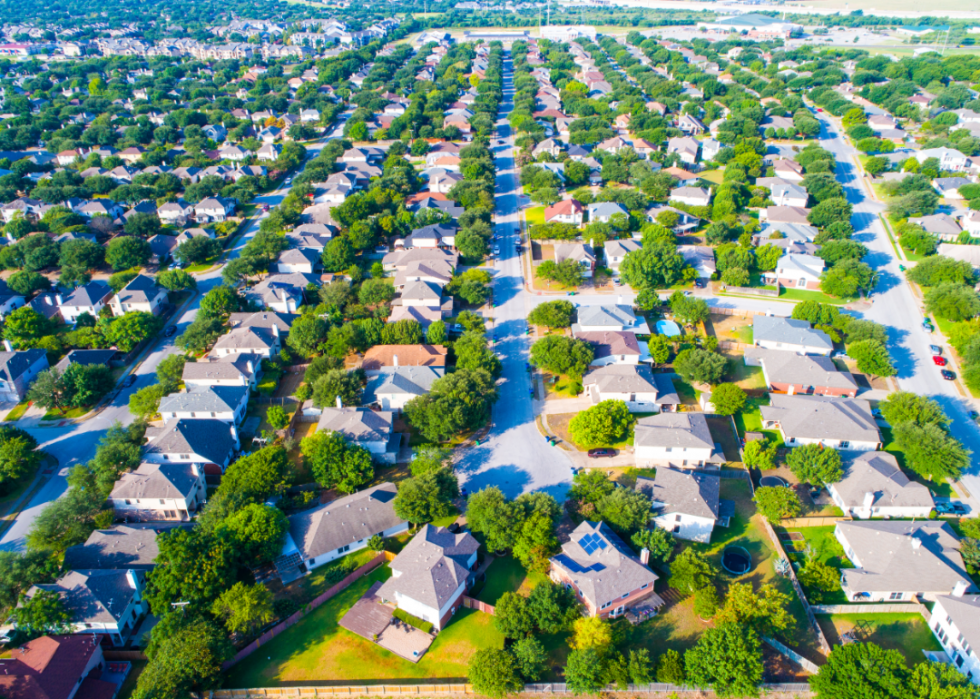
[453, 57, 574, 501]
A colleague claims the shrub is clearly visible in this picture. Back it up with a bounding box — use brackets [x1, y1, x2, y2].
[393, 608, 434, 633]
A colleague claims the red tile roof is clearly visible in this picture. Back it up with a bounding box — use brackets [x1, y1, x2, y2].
[0, 635, 104, 699]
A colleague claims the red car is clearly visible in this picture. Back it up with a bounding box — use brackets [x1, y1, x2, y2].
[933, 356, 947, 366]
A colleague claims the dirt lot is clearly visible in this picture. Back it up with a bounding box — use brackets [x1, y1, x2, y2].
[706, 313, 754, 345]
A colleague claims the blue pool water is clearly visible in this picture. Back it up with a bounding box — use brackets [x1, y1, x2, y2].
[656, 320, 681, 337]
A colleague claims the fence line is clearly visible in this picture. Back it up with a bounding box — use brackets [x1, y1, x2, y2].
[222, 554, 387, 670]
[765, 637, 821, 675]
[812, 603, 931, 620]
[717, 340, 751, 351]
[780, 516, 847, 528]
[461, 596, 495, 615]
[104, 650, 147, 661]
[709, 307, 768, 317]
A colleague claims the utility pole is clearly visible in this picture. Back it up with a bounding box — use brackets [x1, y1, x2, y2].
[941, 26, 951, 56]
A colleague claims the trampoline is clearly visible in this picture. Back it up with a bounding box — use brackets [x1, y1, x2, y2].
[760, 476, 789, 488]
[656, 320, 681, 337]
[721, 546, 751, 575]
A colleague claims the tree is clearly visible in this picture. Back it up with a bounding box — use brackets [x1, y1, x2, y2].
[211, 582, 274, 637]
[694, 585, 719, 619]
[754, 485, 802, 523]
[568, 400, 633, 449]
[673, 348, 727, 385]
[669, 291, 709, 326]
[64, 363, 113, 407]
[26, 369, 73, 415]
[925, 282, 980, 321]
[670, 548, 716, 594]
[656, 649, 686, 685]
[845, 319, 888, 346]
[132, 619, 233, 699]
[596, 487, 651, 534]
[821, 259, 875, 299]
[565, 648, 607, 695]
[468, 649, 524, 698]
[0, 428, 41, 490]
[810, 642, 909, 699]
[175, 236, 222, 265]
[879, 391, 950, 430]
[404, 369, 497, 442]
[322, 237, 354, 272]
[512, 637, 547, 681]
[527, 580, 580, 634]
[393, 468, 458, 524]
[287, 314, 328, 357]
[156, 269, 197, 292]
[620, 242, 686, 289]
[105, 236, 151, 271]
[528, 300, 575, 328]
[359, 278, 396, 305]
[129, 383, 167, 419]
[685, 624, 763, 699]
[300, 430, 374, 493]
[156, 354, 187, 393]
[715, 582, 794, 636]
[786, 444, 843, 486]
[12, 589, 71, 641]
[571, 615, 613, 654]
[7, 271, 51, 297]
[144, 528, 237, 614]
[466, 487, 523, 553]
[59, 239, 104, 275]
[709, 383, 746, 415]
[530, 335, 594, 379]
[536, 259, 584, 288]
[454, 332, 502, 377]
[742, 438, 777, 470]
[220, 503, 287, 564]
[4, 307, 49, 349]
[494, 591, 534, 638]
[631, 527, 675, 566]
[848, 339, 895, 380]
[199, 285, 240, 318]
[908, 255, 977, 287]
[797, 560, 842, 603]
[893, 422, 970, 481]
[512, 510, 559, 572]
[312, 369, 362, 408]
[105, 312, 163, 352]
[908, 657, 978, 699]
[25, 467, 104, 552]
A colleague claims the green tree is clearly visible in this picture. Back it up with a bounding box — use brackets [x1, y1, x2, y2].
[4, 306, 49, 349]
[527, 580, 580, 634]
[821, 259, 875, 299]
[670, 548, 716, 594]
[211, 581, 274, 637]
[494, 591, 534, 638]
[426, 320, 447, 345]
[105, 236, 151, 271]
[133, 619, 233, 699]
[7, 271, 51, 297]
[220, 502, 287, 564]
[266, 405, 289, 430]
[673, 348, 727, 385]
[199, 285, 240, 318]
[685, 624, 763, 698]
[656, 649, 686, 684]
[596, 487, 651, 535]
[786, 444, 843, 486]
[512, 637, 547, 681]
[568, 400, 634, 449]
[175, 236, 221, 265]
[925, 282, 980, 321]
[300, 430, 373, 492]
[12, 588, 71, 641]
[104, 312, 163, 352]
[564, 648, 607, 695]
[709, 383, 746, 415]
[287, 314, 328, 357]
[145, 528, 237, 614]
[512, 510, 559, 573]
[0, 428, 41, 490]
[392, 468, 458, 524]
[810, 642, 909, 699]
[742, 438, 777, 470]
[467, 648, 524, 698]
[908, 255, 977, 287]
[404, 369, 497, 442]
[669, 290, 709, 326]
[715, 582, 794, 636]
[797, 560, 842, 603]
[754, 486, 802, 523]
[908, 656, 978, 699]
[156, 269, 197, 292]
[466, 487, 523, 553]
[528, 300, 575, 328]
[879, 391, 950, 429]
[631, 527, 675, 566]
[808, 198, 853, 228]
[620, 242, 686, 289]
[893, 422, 970, 481]
[530, 335, 594, 379]
[311, 369, 363, 408]
[156, 354, 187, 393]
[26, 369, 73, 415]
[359, 278, 396, 305]
[848, 339, 895, 380]
[129, 383, 167, 419]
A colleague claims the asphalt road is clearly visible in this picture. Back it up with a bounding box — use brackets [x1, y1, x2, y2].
[0, 116, 350, 552]
[453, 56, 574, 501]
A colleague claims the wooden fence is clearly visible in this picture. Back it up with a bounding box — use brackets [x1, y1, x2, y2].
[717, 340, 750, 351]
[461, 596, 494, 615]
[222, 554, 387, 670]
[104, 650, 147, 661]
[708, 307, 768, 317]
[781, 516, 847, 528]
[812, 603, 931, 620]
[765, 637, 820, 675]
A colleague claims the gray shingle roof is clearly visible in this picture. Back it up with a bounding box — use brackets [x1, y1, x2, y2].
[182, 354, 259, 383]
[109, 462, 200, 500]
[400, 280, 443, 301]
[634, 412, 714, 450]
[832, 452, 933, 511]
[227, 311, 298, 335]
[838, 520, 972, 595]
[550, 521, 658, 609]
[376, 524, 479, 610]
[158, 385, 248, 415]
[638, 467, 720, 520]
[143, 419, 237, 464]
[30, 570, 141, 625]
[63, 524, 185, 571]
[63, 280, 111, 308]
[0, 349, 46, 383]
[746, 348, 857, 392]
[576, 331, 641, 359]
[584, 364, 659, 394]
[54, 349, 118, 373]
[287, 483, 406, 562]
[364, 367, 442, 403]
[760, 394, 881, 445]
[577, 304, 637, 328]
[935, 595, 980, 654]
[317, 408, 394, 445]
[213, 326, 277, 352]
[753, 315, 833, 351]
[114, 274, 160, 305]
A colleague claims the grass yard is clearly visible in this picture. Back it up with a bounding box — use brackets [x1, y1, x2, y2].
[778, 287, 854, 305]
[525, 206, 546, 227]
[476, 555, 548, 605]
[225, 566, 505, 687]
[697, 169, 725, 185]
[624, 594, 706, 659]
[733, 396, 783, 446]
[671, 377, 699, 406]
[725, 356, 766, 390]
[257, 369, 283, 396]
[531, 265, 577, 292]
[543, 372, 582, 399]
[819, 613, 941, 666]
[3, 401, 29, 422]
[779, 525, 851, 604]
[41, 405, 89, 420]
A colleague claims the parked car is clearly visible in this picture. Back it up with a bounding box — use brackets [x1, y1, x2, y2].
[930, 345, 943, 356]
[493, 246, 500, 256]
[942, 369, 955, 380]
[449, 323, 464, 334]
[933, 356, 947, 366]
[122, 374, 137, 388]
[164, 325, 177, 337]
[694, 278, 706, 288]
[924, 320, 935, 333]
[936, 502, 968, 515]
[832, 351, 848, 359]
[587, 448, 617, 458]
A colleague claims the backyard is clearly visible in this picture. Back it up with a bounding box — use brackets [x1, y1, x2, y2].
[818, 613, 941, 665]
[733, 396, 783, 446]
[778, 525, 851, 605]
[225, 565, 505, 688]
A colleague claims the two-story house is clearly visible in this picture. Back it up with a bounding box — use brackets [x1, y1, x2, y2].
[110, 274, 168, 316]
[108, 462, 207, 521]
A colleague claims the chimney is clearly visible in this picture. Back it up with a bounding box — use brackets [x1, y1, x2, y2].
[639, 548, 650, 566]
[271, 324, 279, 338]
[336, 395, 343, 409]
[862, 491, 874, 513]
[56, 294, 63, 305]
[953, 580, 970, 597]
[617, 295, 623, 305]
[393, 354, 398, 367]
[246, 359, 254, 374]
[911, 536, 922, 551]
[126, 569, 140, 591]
[229, 423, 239, 446]
[1, 340, 10, 352]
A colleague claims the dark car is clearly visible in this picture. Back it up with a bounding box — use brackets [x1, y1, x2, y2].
[942, 369, 955, 380]
[122, 374, 138, 388]
[587, 448, 617, 458]
[164, 325, 177, 337]
[694, 278, 705, 288]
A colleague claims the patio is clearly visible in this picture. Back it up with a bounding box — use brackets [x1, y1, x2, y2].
[339, 581, 435, 663]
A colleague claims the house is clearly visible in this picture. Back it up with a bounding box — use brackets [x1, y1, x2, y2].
[195, 197, 234, 223]
[394, 260, 454, 289]
[753, 315, 833, 355]
[399, 280, 444, 308]
[257, 143, 281, 161]
[54, 349, 118, 374]
[376, 524, 480, 631]
[755, 221, 819, 245]
[577, 331, 645, 366]
[574, 304, 650, 334]
[604, 239, 641, 273]
[276, 248, 321, 274]
[909, 213, 962, 241]
[108, 462, 207, 522]
[0, 635, 117, 699]
[110, 274, 168, 316]
[26, 570, 149, 647]
[583, 365, 679, 412]
[772, 158, 805, 182]
[554, 243, 595, 278]
[158, 385, 249, 424]
[387, 305, 443, 328]
[406, 223, 457, 248]
[927, 592, 980, 684]
[761, 253, 825, 290]
[549, 521, 660, 619]
[545, 199, 584, 226]
[279, 483, 408, 577]
[212, 326, 280, 358]
[771, 182, 809, 208]
[677, 114, 706, 135]
[587, 201, 628, 224]
[761, 394, 882, 451]
[183, 353, 261, 389]
[142, 418, 239, 474]
[915, 147, 970, 172]
[666, 136, 700, 165]
[362, 345, 448, 373]
[677, 245, 716, 279]
[64, 524, 177, 571]
[227, 311, 296, 338]
[246, 273, 317, 313]
[835, 520, 973, 602]
[316, 407, 400, 463]
[763, 205, 810, 225]
[827, 452, 934, 519]
[364, 366, 443, 412]
[0, 348, 48, 402]
[158, 199, 195, 224]
[933, 177, 972, 199]
[59, 281, 112, 324]
[637, 467, 724, 543]
[743, 348, 858, 397]
[669, 186, 711, 208]
[634, 412, 719, 468]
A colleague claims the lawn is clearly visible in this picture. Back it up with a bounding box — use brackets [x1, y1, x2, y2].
[733, 396, 783, 446]
[697, 169, 725, 185]
[224, 566, 505, 687]
[117, 660, 147, 699]
[524, 206, 546, 227]
[544, 372, 582, 399]
[257, 369, 283, 396]
[819, 613, 941, 666]
[4, 401, 29, 422]
[531, 265, 577, 292]
[671, 376, 698, 406]
[475, 555, 548, 605]
[779, 525, 851, 605]
[726, 356, 766, 390]
[778, 287, 854, 305]
[41, 405, 89, 420]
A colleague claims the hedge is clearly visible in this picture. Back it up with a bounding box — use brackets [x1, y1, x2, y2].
[393, 608, 434, 634]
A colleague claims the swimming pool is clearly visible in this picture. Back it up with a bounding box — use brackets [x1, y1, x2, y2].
[656, 320, 681, 337]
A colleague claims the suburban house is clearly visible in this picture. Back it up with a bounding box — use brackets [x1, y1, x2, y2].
[110, 274, 168, 316]
[64, 524, 176, 571]
[582, 365, 679, 412]
[0, 348, 49, 402]
[26, 569, 150, 647]
[763, 205, 810, 225]
[772, 158, 805, 181]
[142, 419, 239, 475]
[276, 248, 321, 274]
[577, 331, 646, 366]
[316, 407, 401, 464]
[387, 305, 443, 328]
[545, 199, 585, 226]
[909, 213, 963, 241]
[637, 467, 727, 543]
[227, 311, 297, 338]
[836, 520, 973, 602]
[743, 348, 858, 397]
[677, 245, 716, 279]
[670, 186, 711, 208]
[108, 462, 207, 522]
[753, 315, 833, 355]
[761, 253, 825, 290]
[574, 303, 650, 334]
[928, 592, 980, 683]
[211, 326, 280, 358]
[247, 273, 317, 313]
[362, 345, 448, 373]
[194, 197, 235, 222]
[0, 635, 118, 699]
[604, 239, 642, 273]
[666, 137, 700, 165]
[158, 384, 249, 424]
[755, 221, 819, 245]
[59, 281, 113, 324]
[634, 412, 720, 468]
[760, 394, 882, 451]
[554, 242, 596, 277]
[363, 366, 443, 411]
[405, 223, 457, 248]
[587, 201, 628, 224]
[182, 354, 260, 389]
[771, 182, 809, 208]
[376, 524, 480, 631]
[278, 483, 408, 580]
[828, 452, 934, 519]
[549, 521, 660, 619]
[394, 261, 453, 291]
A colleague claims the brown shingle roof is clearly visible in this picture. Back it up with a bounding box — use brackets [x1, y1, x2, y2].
[362, 345, 448, 372]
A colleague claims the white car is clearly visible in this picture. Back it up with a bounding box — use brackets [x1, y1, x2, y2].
[493, 246, 501, 255]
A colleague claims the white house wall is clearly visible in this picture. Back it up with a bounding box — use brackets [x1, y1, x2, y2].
[653, 511, 715, 543]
